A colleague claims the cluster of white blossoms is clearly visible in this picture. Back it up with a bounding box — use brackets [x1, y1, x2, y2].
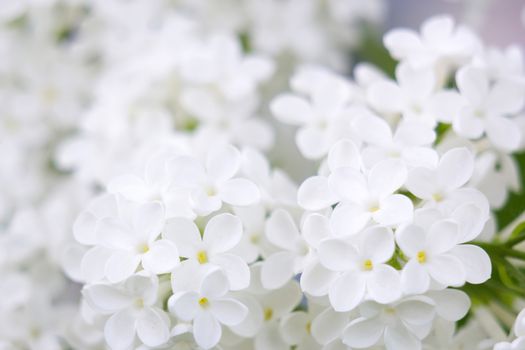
[3, 0, 525, 349]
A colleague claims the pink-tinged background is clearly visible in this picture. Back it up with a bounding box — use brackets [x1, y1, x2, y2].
[384, 0, 525, 46]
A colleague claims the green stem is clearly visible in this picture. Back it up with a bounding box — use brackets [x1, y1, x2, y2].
[505, 234, 525, 248]
[473, 241, 525, 261]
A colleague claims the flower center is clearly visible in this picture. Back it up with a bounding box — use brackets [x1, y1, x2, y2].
[417, 251, 427, 264]
[199, 297, 209, 309]
[250, 233, 260, 244]
[369, 204, 380, 213]
[363, 259, 373, 271]
[197, 250, 208, 264]
[134, 298, 145, 309]
[306, 321, 311, 335]
[206, 185, 217, 196]
[264, 307, 273, 321]
[137, 243, 149, 253]
[432, 193, 443, 202]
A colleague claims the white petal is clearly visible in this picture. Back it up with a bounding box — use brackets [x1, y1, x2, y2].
[406, 167, 438, 200]
[327, 139, 361, 172]
[396, 62, 435, 101]
[198, 268, 229, 300]
[374, 194, 414, 227]
[352, 114, 393, 146]
[280, 311, 309, 345]
[367, 265, 402, 304]
[81, 246, 112, 283]
[300, 260, 339, 297]
[168, 156, 206, 187]
[384, 324, 420, 350]
[401, 259, 430, 295]
[453, 108, 485, 139]
[427, 254, 466, 286]
[485, 116, 521, 152]
[318, 239, 358, 271]
[427, 220, 459, 255]
[487, 80, 525, 115]
[105, 251, 141, 283]
[361, 226, 395, 263]
[367, 80, 405, 113]
[193, 312, 222, 350]
[426, 90, 464, 124]
[329, 271, 366, 312]
[394, 122, 436, 147]
[142, 240, 180, 274]
[261, 252, 295, 290]
[311, 307, 349, 345]
[206, 144, 241, 182]
[383, 29, 422, 60]
[83, 284, 132, 313]
[104, 310, 136, 350]
[136, 308, 170, 347]
[219, 178, 260, 206]
[302, 213, 331, 248]
[228, 294, 263, 337]
[298, 176, 338, 211]
[204, 213, 243, 254]
[211, 298, 248, 326]
[296, 126, 330, 159]
[265, 209, 300, 250]
[163, 217, 201, 258]
[168, 291, 199, 321]
[396, 224, 426, 257]
[343, 317, 384, 348]
[97, 218, 135, 250]
[397, 296, 436, 325]
[427, 289, 470, 322]
[330, 203, 371, 236]
[133, 202, 165, 242]
[108, 174, 149, 202]
[451, 203, 485, 243]
[437, 147, 474, 191]
[368, 159, 407, 198]
[270, 94, 314, 125]
[449, 244, 491, 284]
[211, 253, 250, 291]
[456, 66, 489, 106]
[73, 211, 98, 245]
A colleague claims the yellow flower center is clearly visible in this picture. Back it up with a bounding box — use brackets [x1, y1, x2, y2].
[198, 297, 209, 308]
[432, 193, 443, 202]
[369, 205, 380, 213]
[137, 243, 149, 253]
[264, 308, 273, 321]
[250, 234, 260, 244]
[134, 298, 145, 309]
[197, 250, 208, 264]
[363, 259, 373, 271]
[306, 321, 312, 335]
[417, 251, 427, 264]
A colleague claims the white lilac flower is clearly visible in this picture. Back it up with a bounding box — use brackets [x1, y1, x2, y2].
[297, 138, 361, 211]
[170, 144, 261, 216]
[384, 15, 480, 72]
[329, 159, 413, 235]
[366, 61, 461, 128]
[342, 296, 436, 350]
[164, 213, 250, 290]
[453, 64, 524, 151]
[353, 112, 438, 169]
[260, 209, 315, 290]
[83, 197, 179, 283]
[406, 147, 489, 216]
[83, 274, 171, 349]
[168, 268, 248, 349]
[318, 226, 401, 311]
[270, 69, 355, 159]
